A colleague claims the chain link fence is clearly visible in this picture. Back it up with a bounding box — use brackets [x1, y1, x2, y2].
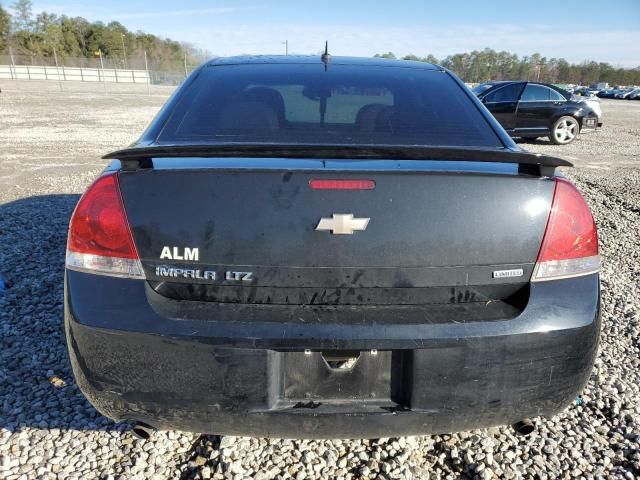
[0, 52, 198, 86]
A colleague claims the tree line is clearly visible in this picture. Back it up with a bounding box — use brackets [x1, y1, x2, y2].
[0, 0, 208, 70]
[1, 1, 638, 84]
[377, 50, 640, 86]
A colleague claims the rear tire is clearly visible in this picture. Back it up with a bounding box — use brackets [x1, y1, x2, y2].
[550, 116, 579, 145]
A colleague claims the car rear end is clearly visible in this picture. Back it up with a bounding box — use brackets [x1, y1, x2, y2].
[574, 95, 603, 129]
[64, 57, 600, 438]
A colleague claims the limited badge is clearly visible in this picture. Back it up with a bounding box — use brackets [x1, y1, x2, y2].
[492, 268, 524, 279]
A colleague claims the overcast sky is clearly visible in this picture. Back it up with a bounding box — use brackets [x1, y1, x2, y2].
[29, 0, 640, 67]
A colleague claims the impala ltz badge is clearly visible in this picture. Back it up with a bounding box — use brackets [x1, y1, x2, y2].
[315, 214, 370, 235]
[155, 266, 253, 282]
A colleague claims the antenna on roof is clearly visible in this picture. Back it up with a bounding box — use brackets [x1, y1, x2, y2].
[321, 41, 330, 70]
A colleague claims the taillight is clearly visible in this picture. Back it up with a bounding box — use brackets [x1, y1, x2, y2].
[532, 178, 599, 282]
[66, 173, 144, 278]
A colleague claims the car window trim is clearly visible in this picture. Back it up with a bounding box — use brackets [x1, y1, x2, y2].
[482, 82, 524, 104]
[518, 99, 566, 103]
[519, 85, 566, 103]
[547, 86, 569, 102]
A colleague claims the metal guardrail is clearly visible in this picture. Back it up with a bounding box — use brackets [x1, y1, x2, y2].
[0, 64, 150, 83]
[0, 50, 196, 86]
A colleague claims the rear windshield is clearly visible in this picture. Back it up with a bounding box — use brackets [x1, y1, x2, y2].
[157, 63, 502, 148]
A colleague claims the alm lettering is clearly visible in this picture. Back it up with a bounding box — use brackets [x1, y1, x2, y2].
[160, 246, 199, 261]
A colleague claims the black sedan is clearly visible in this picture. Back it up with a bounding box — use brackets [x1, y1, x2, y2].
[473, 81, 602, 145]
[65, 56, 600, 439]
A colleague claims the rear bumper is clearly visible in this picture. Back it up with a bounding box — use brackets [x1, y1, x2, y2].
[581, 114, 601, 130]
[65, 271, 600, 438]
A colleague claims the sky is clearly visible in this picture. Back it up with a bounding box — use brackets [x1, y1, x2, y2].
[26, 0, 640, 67]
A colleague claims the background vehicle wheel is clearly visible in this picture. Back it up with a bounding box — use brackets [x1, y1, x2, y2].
[550, 116, 580, 145]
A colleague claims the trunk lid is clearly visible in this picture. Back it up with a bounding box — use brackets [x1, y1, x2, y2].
[118, 160, 554, 306]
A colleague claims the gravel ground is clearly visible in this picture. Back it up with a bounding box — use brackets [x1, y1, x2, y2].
[0, 80, 639, 479]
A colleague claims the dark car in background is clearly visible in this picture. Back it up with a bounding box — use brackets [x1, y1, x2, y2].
[574, 87, 600, 97]
[597, 88, 623, 98]
[65, 56, 600, 438]
[616, 88, 640, 99]
[474, 81, 602, 144]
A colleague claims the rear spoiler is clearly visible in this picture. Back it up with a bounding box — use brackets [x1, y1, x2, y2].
[104, 144, 572, 176]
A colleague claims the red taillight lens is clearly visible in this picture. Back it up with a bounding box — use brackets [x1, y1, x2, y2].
[533, 178, 599, 281]
[537, 179, 598, 261]
[68, 173, 138, 258]
[66, 173, 143, 278]
[309, 179, 376, 190]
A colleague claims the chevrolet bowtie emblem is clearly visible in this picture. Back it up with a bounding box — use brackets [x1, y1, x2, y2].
[315, 214, 370, 235]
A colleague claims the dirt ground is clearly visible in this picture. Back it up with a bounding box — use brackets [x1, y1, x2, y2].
[0, 80, 172, 202]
